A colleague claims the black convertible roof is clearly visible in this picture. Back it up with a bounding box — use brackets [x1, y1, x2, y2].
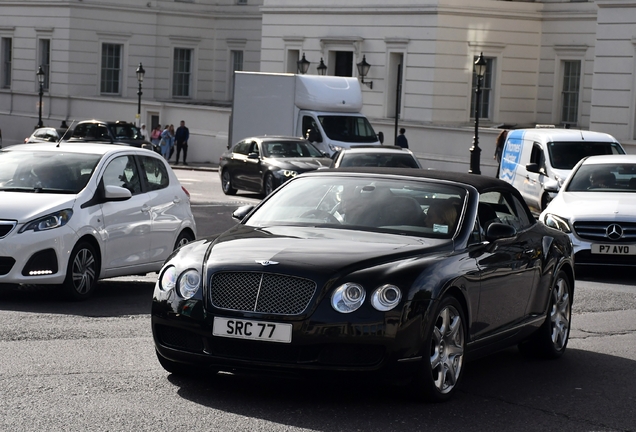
[310, 167, 518, 194]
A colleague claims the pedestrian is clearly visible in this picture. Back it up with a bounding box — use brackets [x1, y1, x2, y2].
[139, 123, 149, 141]
[60, 120, 69, 129]
[174, 120, 190, 165]
[159, 125, 173, 160]
[494, 129, 508, 178]
[396, 128, 408, 149]
[150, 124, 162, 146]
[167, 124, 176, 160]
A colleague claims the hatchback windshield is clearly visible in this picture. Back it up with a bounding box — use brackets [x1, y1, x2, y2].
[246, 176, 466, 238]
[0, 150, 101, 193]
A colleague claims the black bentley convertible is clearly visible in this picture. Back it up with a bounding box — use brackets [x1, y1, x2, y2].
[152, 168, 574, 402]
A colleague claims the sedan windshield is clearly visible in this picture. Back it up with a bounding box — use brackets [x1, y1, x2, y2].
[262, 140, 324, 158]
[566, 163, 636, 192]
[0, 150, 102, 193]
[246, 176, 467, 238]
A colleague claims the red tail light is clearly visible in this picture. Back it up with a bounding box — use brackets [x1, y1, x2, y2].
[181, 186, 191, 199]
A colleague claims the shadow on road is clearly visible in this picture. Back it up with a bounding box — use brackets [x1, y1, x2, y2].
[0, 279, 155, 317]
[166, 347, 635, 431]
[575, 266, 636, 286]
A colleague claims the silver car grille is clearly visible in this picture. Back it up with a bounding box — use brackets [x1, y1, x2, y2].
[210, 272, 317, 315]
[573, 221, 636, 242]
[0, 221, 17, 239]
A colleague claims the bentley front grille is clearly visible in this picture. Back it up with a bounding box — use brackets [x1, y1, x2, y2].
[573, 221, 636, 243]
[210, 272, 316, 315]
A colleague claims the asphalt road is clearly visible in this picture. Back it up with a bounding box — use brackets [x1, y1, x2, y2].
[1, 169, 635, 431]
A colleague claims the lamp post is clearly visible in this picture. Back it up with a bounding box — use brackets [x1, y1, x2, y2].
[317, 58, 327, 76]
[36, 66, 45, 128]
[469, 52, 487, 175]
[136, 63, 145, 127]
[356, 55, 373, 89]
[297, 53, 310, 75]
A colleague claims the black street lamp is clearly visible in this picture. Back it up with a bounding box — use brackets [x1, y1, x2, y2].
[136, 63, 145, 126]
[356, 55, 373, 89]
[317, 58, 327, 76]
[469, 52, 487, 175]
[36, 66, 45, 128]
[297, 53, 310, 75]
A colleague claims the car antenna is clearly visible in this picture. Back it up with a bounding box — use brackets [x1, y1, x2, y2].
[56, 119, 76, 147]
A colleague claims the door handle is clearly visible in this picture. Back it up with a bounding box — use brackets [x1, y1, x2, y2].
[173, 198, 181, 204]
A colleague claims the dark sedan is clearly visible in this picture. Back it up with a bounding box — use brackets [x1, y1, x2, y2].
[219, 136, 332, 196]
[152, 168, 574, 402]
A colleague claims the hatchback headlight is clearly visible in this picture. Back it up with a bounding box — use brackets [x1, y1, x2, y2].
[543, 213, 571, 233]
[371, 285, 402, 311]
[331, 283, 366, 313]
[178, 269, 201, 299]
[19, 209, 73, 233]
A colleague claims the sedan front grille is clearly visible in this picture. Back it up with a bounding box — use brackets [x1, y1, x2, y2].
[210, 272, 316, 315]
[573, 221, 636, 242]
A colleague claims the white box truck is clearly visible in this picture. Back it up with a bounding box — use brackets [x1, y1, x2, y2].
[229, 72, 382, 155]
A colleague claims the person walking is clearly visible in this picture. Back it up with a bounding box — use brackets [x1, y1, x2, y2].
[396, 128, 408, 149]
[174, 120, 190, 165]
[150, 124, 162, 146]
[159, 125, 173, 160]
[139, 123, 149, 141]
[494, 129, 508, 178]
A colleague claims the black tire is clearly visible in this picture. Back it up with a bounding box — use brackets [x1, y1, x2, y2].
[519, 270, 571, 359]
[61, 241, 98, 301]
[264, 173, 275, 197]
[221, 169, 237, 195]
[174, 230, 194, 251]
[412, 296, 466, 402]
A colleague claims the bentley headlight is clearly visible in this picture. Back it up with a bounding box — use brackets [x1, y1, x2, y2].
[543, 213, 571, 233]
[159, 266, 177, 291]
[371, 285, 402, 311]
[331, 283, 366, 313]
[178, 269, 201, 299]
[19, 209, 73, 233]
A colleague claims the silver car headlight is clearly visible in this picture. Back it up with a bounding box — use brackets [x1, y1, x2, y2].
[159, 266, 177, 292]
[178, 269, 201, 299]
[331, 283, 366, 313]
[371, 284, 402, 311]
[329, 144, 343, 153]
[543, 213, 571, 233]
[19, 209, 73, 233]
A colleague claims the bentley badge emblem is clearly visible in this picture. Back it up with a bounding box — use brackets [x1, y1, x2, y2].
[255, 260, 279, 266]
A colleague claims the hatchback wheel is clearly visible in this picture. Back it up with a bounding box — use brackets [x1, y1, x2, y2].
[174, 230, 194, 251]
[413, 296, 466, 402]
[519, 270, 571, 358]
[221, 169, 237, 195]
[62, 241, 98, 301]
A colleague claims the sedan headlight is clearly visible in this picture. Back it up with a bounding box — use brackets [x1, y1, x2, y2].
[159, 266, 177, 291]
[543, 213, 571, 233]
[282, 170, 297, 178]
[331, 283, 366, 313]
[19, 209, 73, 233]
[178, 269, 201, 299]
[371, 284, 402, 311]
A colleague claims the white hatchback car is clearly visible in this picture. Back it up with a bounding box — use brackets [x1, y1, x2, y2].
[0, 143, 196, 299]
[540, 154, 636, 267]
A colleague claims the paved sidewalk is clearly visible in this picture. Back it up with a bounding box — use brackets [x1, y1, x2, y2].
[169, 161, 218, 172]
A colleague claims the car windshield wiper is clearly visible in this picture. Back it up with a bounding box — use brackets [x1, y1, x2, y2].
[33, 187, 77, 194]
[0, 187, 38, 192]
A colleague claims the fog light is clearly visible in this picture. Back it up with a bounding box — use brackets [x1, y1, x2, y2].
[371, 284, 402, 311]
[331, 283, 366, 313]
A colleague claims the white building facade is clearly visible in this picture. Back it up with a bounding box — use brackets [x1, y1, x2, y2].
[0, 0, 635, 175]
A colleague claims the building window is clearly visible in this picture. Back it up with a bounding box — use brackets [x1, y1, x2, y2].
[561, 60, 581, 125]
[39, 39, 51, 91]
[173, 48, 192, 97]
[100, 43, 122, 95]
[334, 51, 353, 77]
[1, 38, 12, 89]
[237, 0, 248, 4]
[232, 50, 244, 73]
[470, 56, 494, 120]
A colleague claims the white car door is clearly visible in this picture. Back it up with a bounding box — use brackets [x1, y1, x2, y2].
[138, 155, 188, 263]
[99, 154, 152, 269]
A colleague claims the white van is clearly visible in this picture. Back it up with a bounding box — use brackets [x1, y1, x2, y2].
[499, 128, 625, 215]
